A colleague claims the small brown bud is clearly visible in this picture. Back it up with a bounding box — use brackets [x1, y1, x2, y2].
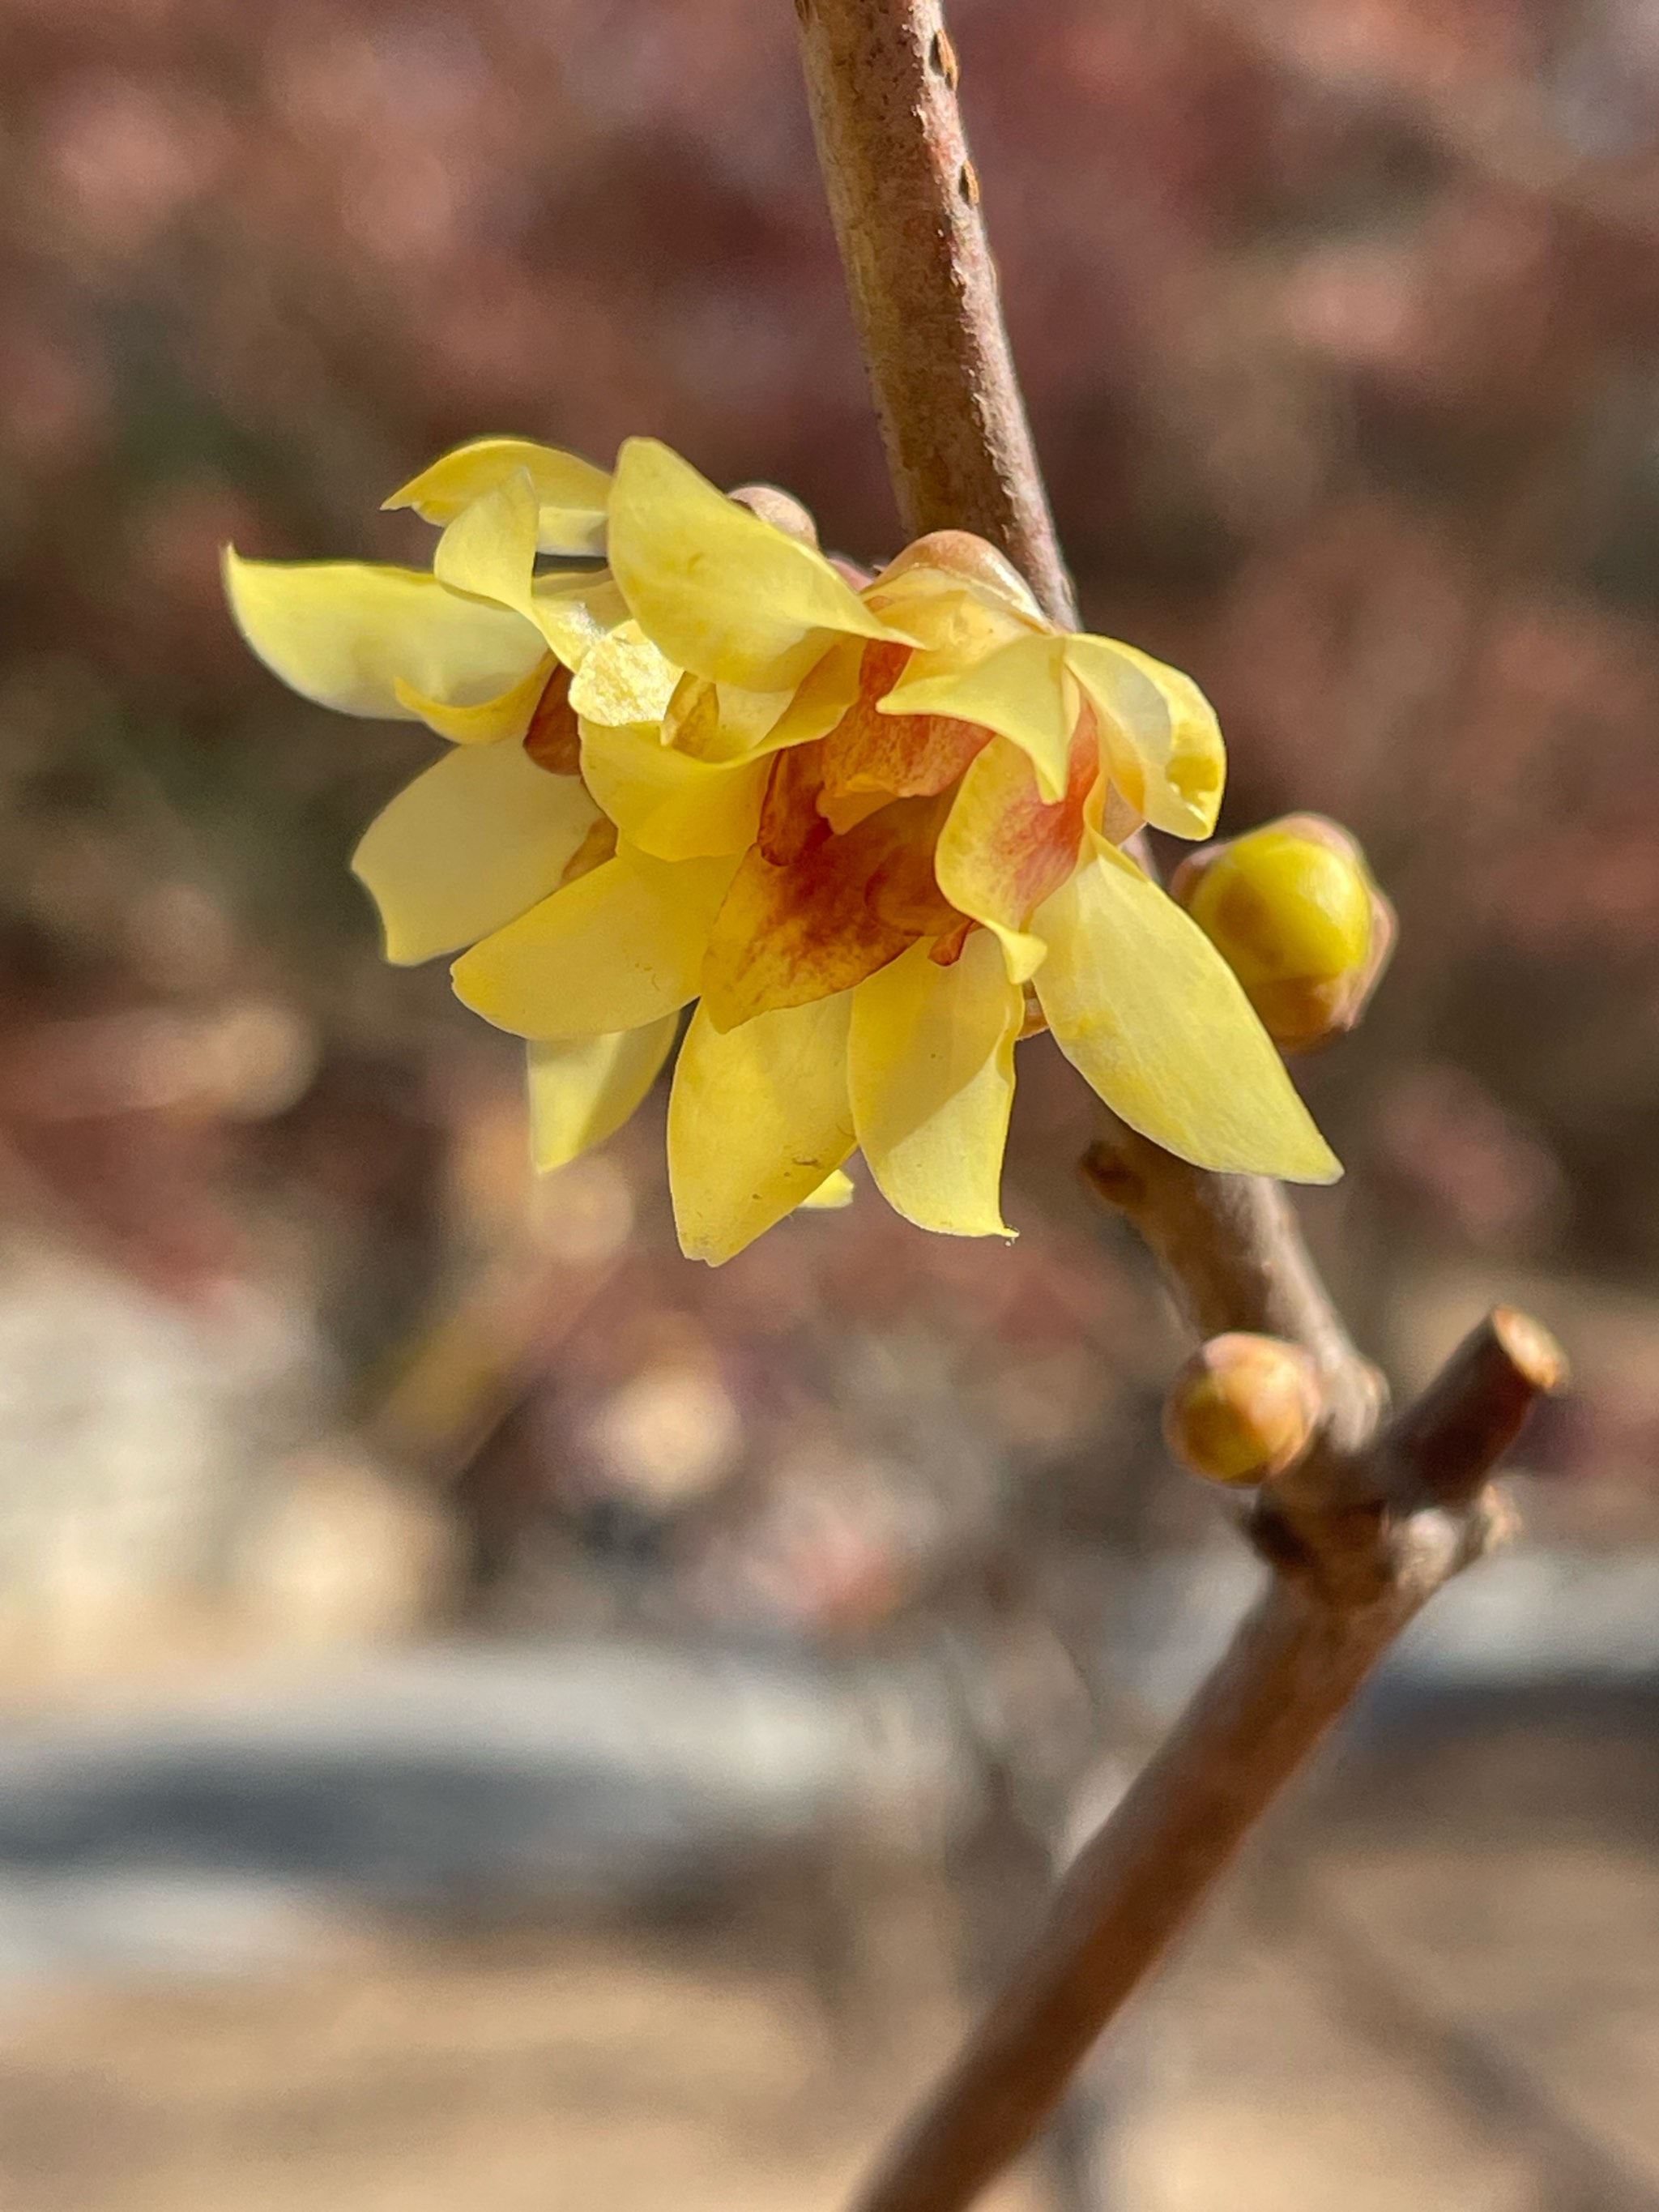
[1163, 1333, 1321, 1486]
[871, 532, 1044, 619]
[727, 483, 821, 547]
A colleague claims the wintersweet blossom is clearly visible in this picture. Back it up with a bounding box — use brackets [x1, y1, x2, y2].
[227, 433, 1337, 1264]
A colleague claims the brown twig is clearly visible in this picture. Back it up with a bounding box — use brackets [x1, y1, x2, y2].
[850, 1320, 1558, 2212]
[791, 6, 1572, 2210]
[793, 0, 1076, 625]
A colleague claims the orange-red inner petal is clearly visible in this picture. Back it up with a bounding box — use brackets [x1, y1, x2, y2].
[819, 641, 991, 805]
[702, 743, 964, 1029]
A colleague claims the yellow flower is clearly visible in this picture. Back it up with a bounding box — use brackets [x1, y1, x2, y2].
[228, 433, 1339, 1266]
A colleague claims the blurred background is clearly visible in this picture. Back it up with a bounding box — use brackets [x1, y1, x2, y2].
[0, 0, 1657, 2206]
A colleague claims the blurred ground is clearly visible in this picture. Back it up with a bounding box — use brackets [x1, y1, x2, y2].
[3, 1616, 1659, 2209]
[6, 1697, 1659, 2212]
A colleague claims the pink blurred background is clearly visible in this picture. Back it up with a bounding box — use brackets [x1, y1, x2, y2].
[1, 4, 1657, 2207]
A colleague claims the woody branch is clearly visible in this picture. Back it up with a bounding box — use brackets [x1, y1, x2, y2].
[792, 6, 1567, 2212]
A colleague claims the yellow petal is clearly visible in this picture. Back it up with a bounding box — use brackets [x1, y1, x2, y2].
[224, 551, 543, 718]
[433, 469, 540, 626]
[531, 573, 631, 668]
[437, 482, 619, 673]
[849, 933, 1021, 1236]
[527, 1016, 678, 1173]
[1065, 636, 1226, 840]
[580, 720, 767, 859]
[567, 620, 680, 727]
[353, 738, 600, 965]
[451, 845, 740, 1040]
[879, 633, 1073, 799]
[385, 437, 612, 556]
[667, 993, 856, 1264]
[797, 1166, 855, 1211]
[393, 654, 552, 745]
[608, 438, 903, 689]
[1032, 845, 1341, 1181]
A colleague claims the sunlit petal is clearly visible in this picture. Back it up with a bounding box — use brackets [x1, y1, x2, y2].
[1033, 845, 1341, 1181]
[567, 620, 680, 728]
[850, 933, 1021, 1236]
[667, 992, 856, 1263]
[527, 1016, 679, 1173]
[580, 720, 767, 860]
[608, 438, 905, 689]
[1065, 636, 1226, 839]
[532, 573, 633, 668]
[385, 436, 612, 556]
[452, 845, 740, 1040]
[224, 551, 543, 719]
[353, 739, 600, 965]
[879, 632, 1073, 799]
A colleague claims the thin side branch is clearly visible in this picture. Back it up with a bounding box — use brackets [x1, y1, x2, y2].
[791, 8, 1568, 2212]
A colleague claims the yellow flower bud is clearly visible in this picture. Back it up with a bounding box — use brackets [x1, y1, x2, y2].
[1173, 814, 1393, 1053]
[1163, 1332, 1320, 1485]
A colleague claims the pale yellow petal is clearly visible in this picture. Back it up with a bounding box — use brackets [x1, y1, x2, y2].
[879, 633, 1073, 799]
[667, 993, 856, 1264]
[608, 438, 903, 689]
[567, 620, 680, 728]
[527, 1017, 678, 1173]
[385, 437, 612, 556]
[451, 846, 740, 1040]
[353, 739, 599, 965]
[224, 551, 543, 718]
[849, 933, 1021, 1236]
[580, 720, 767, 859]
[531, 573, 631, 668]
[796, 1167, 855, 1211]
[1065, 636, 1226, 839]
[393, 655, 552, 745]
[433, 469, 540, 626]
[1032, 846, 1341, 1181]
